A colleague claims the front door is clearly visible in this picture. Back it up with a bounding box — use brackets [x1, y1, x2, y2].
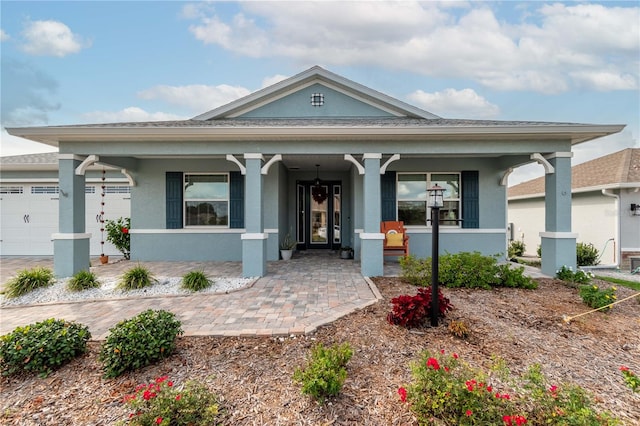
[296, 181, 341, 250]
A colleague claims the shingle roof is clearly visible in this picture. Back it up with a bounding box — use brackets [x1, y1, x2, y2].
[508, 148, 640, 198]
[0, 152, 58, 165]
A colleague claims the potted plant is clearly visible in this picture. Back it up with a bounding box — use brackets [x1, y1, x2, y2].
[105, 217, 131, 260]
[279, 233, 297, 260]
[340, 246, 353, 259]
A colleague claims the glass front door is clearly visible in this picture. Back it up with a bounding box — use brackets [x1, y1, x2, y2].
[297, 182, 341, 250]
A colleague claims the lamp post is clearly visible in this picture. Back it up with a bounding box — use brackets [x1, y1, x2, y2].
[427, 184, 445, 327]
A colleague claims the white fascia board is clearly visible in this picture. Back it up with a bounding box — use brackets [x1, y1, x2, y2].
[5, 123, 626, 145]
[508, 182, 640, 201]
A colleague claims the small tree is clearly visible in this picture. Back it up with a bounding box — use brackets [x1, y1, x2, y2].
[105, 217, 130, 259]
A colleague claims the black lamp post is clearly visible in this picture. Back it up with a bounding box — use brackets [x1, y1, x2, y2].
[427, 184, 445, 327]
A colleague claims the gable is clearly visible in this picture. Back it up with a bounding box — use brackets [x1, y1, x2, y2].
[193, 65, 439, 121]
[237, 82, 397, 119]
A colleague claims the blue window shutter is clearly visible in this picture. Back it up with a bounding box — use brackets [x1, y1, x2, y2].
[462, 170, 479, 229]
[381, 171, 396, 221]
[166, 172, 183, 229]
[229, 171, 244, 228]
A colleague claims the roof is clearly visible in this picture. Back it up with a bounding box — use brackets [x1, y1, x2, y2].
[508, 148, 640, 199]
[0, 152, 58, 165]
[5, 65, 626, 147]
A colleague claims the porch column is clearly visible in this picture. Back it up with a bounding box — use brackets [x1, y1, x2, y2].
[360, 153, 384, 276]
[53, 155, 90, 277]
[540, 152, 577, 276]
[241, 153, 267, 277]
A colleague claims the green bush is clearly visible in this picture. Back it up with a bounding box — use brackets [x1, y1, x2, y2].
[180, 270, 213, 292]
[293, 342, 353, 403]
[508, 240, 525, 259]
[122, 376, 220, 425]
[99, 309, 183, 378]
[105, 217, 131, 259]
[4, 267, 54, 298]
[577, 242, 600, 266]
[399, 350, 618, 425]
[401, 252, 536, 290]
[67, 270, 101, 292]
[117, 265, 156, 291]
[497, 263, 537, 289]
[579, 284, 617, 312]
[556, 265, 593, 285]
[0, 318, 91, 377]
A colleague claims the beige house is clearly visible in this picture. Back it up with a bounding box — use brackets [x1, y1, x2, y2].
[508, 148, 640, 269]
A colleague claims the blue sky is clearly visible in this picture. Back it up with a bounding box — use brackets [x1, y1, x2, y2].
[1, 1, 638, 185]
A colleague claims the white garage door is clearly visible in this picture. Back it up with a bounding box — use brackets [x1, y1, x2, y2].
[0, 183, 130, 256]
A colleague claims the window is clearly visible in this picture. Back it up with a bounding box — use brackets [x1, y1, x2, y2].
[184, 174, 229, 226]
[31, 186, 59, 194]
[310, 93, 324, 106]
[397, 173, 460, 226]
[0, 186, 24, 194]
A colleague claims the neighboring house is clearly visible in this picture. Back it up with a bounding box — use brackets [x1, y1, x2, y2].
[6, 66, 625, 278]
[508, 148, 640, 270]
[0, 152, 131, 257]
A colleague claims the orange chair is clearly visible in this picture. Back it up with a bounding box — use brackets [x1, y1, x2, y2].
[381, 221, 410, 257]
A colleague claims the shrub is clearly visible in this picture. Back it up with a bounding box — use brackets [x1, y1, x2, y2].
[620, 366, 639, 393]
[399, 255, 431, 286]
[293, 342, 353, 403]
[180, 270, 213, 292]
[4, 267, 54, 298]
[439, 251, 501, 289]
[448, 320, 470, 339]
[117, 265, 156, 291]
[67, 270, 101, 292]
[105, 217, 131, 259]
[99, 309, 183, 378]
[497, 263, 537, 289]
[556, 265, 593, 285]
[579, 284, 617, 312]
[401, 252, 536, 290]
[122, 376, 220, 425]
[0, 318, 91, 377]
[399, 350, 618, 425]
[508, 240, 525, 259]
[577, 242, 599, 266]
[387, 287, 453, 327]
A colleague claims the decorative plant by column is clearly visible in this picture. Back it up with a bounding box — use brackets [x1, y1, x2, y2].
[105, 217, 131, 259]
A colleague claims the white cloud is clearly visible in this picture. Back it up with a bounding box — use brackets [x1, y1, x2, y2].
[184, 2, 639, 94]
[81, 107, 186, 124]
[137, 84, 251, 114]
[21, 20, 89, 57]
[407, 88, 500, 119]
[0, 29, 9, 41]
[261, 74, 288, 89]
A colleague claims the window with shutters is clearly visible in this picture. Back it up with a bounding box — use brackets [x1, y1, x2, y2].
[184, 174, 229, 227]
[397, 173, 460, 226]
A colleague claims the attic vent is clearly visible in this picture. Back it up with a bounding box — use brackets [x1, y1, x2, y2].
[310, 93, 324, 107]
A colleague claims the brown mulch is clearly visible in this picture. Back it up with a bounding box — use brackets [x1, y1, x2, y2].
[1, 278, 639, 425]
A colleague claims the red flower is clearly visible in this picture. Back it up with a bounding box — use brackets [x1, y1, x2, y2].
[168, 381, 173, 387]
[398, 387, 407, 402]
[465, 410, 473, 417]
[426, 357, 440, 370]
[453, 353, 459, 359]
[549, 385, 558, 393]
[486, 385, 493, 392]
[620, 366, 629, 372]
[440, 349, 445, 354]
[515, 415, 527, 425]
[503, 415, 513, 425]
[155, 417, 163, 425]
[122, 227, 129, 234]
[175, 394, 182, 401]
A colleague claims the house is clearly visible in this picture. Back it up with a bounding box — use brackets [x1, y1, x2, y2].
[0, 152, 131, 257]
[5, 66, 625, 278]
[508, 148, 640, 270]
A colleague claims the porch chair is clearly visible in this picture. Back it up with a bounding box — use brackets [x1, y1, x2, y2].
[381, 221, 410, 257]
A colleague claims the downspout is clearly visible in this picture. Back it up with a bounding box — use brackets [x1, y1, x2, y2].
[589, 189, 620, 269]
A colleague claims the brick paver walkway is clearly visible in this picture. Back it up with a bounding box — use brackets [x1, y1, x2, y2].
[0, 251, 388, 339]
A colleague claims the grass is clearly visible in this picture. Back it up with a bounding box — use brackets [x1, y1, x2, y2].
[4, 267, 55, 298]
[595, 275, 640, 291]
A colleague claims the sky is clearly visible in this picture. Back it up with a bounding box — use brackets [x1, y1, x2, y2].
[1, 0, 638, 185]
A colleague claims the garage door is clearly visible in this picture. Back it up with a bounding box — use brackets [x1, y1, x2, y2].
[0, 183, 130, 256]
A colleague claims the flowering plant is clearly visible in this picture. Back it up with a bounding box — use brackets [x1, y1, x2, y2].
[620, 366, 640, 393]
[578, 284, 617, 312]
[105, 217, 130, 259]
[556, 265, 593, 285]
[122, 376, 220, 425]
[398, 350, 618, 425]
